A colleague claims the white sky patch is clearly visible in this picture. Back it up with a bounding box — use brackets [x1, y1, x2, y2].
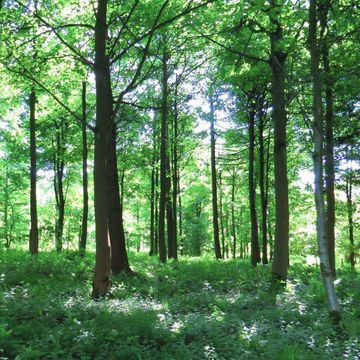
[297, 168, 314, 190]
[339, 159, 360, 171]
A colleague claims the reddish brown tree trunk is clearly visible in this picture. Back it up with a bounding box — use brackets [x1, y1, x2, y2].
[92, 0, 112, 298]
[269, 0, 289, 279]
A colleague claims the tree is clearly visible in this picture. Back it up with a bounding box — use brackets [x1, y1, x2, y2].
[247, 91, 261, 266]
[53, 116, 68, 252]
[319, 0, 336, 277]
[79, 80, 88, 256]
[209, 89, 222, 260]
[268, 0, 290, 280]
[29, 88, 39, 255]
[308, 0, 341, 322]
[158, 43, 170, 263]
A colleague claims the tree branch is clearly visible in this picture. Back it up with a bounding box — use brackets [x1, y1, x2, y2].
[111, 0, 215, 64]
[14, 0, 94, 68]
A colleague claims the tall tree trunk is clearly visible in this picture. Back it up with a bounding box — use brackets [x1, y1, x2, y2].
[231, 168, 237, 258]
[92, 0, 112, 298]
[259, 111, 269, 264]
[269, 1, 289, 279]
[320, 0, 336, 277]
[29, 88, 39, 255]
[308, 0, 341, 322]
[171, 84, 179, 260]
[80, 81, 88, 256]
[210, 93, 222, 259]
[158, 47, 169, 263]
[249, 107, 261, 266]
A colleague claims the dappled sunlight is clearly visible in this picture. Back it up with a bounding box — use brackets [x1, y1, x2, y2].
[1, 252, 359, 359]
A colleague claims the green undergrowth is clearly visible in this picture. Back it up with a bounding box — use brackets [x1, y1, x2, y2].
[0, 250, 359, 359]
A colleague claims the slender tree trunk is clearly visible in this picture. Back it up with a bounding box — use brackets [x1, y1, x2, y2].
[210, 93, 222, 259]
[249, 107, 261, 266]
[4, 165, 10, 248]
[224, 206, 230, 258]
[166, 120, 174, 259]
[158, 47, 169, 263]
[231, 169, 237, 258]
[345, 150, 355, 268]
[92, 0, 112, 298]
[195, 202, 202, 256]
[166, 198, 175, 258]
[29, 88, 39, 255]
[178, 175, 183, 256]
[80, 81, 88, 256]
[308, 0, 341, 322]
[154, 164, 159, 255]
[320, 0, 336, 276]
[149, 142, 156, 256]
[54, 120, 66, 252]
[219, 171, 226, 259]
[259, 111, 269, 264]
[269, 1, 289, 279]
[265, 130, 273, 261]
[171, 86, 179, 260]
[166, 166, 175, 259]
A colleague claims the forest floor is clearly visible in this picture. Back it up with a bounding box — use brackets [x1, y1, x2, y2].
[0, 251, 359, 359]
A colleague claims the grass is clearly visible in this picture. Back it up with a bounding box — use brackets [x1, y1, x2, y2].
[0, 250, 359, 359]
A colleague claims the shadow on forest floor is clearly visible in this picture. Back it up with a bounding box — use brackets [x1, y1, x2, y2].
[0, 250, 359, 359]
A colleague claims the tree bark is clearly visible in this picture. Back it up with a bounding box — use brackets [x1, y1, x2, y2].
[171, 84, 179, 260]
[269, 0, 289, 279]
[92, 0, 112, 298]
[178, 174, 183, 256]
[259, 111, 269, 264]
[4, 165, 10, 248]
[231, 168, 237, 258]
[158, 47, 169, 263]
[320, 0, 336, 277]
[154, 164, 159, 255]
[266, 130, 273, 261]
[345, 148, 355, 268]
[149, 138, 157, 256]
[107, 127, 131, 274]
[79, 80, 88, 256]
[249, 106, 261, 266]
[210, 93, 222, 260]
[308, 0, 341, 322]
[219, 171, 226, 259]
[54, 120, 66, 252]
[29, 88, 39, 255]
